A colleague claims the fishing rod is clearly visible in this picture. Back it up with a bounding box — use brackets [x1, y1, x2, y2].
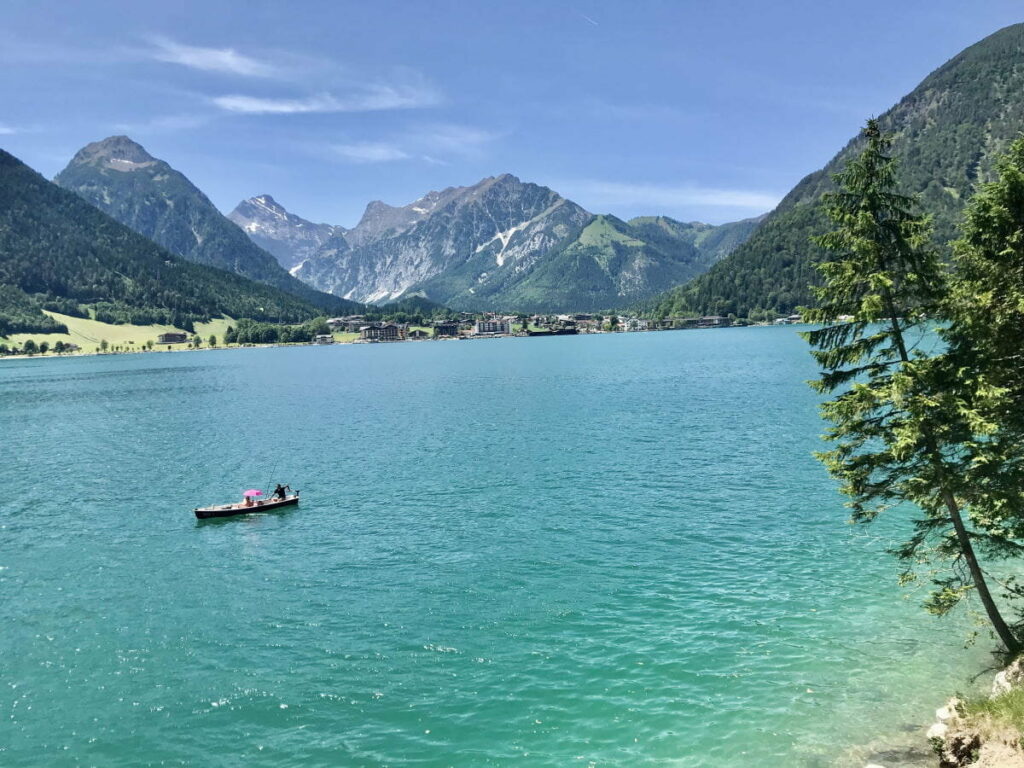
[262, 458, 280, 499]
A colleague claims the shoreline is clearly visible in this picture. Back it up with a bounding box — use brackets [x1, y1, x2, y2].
[0, 323, 788, 363]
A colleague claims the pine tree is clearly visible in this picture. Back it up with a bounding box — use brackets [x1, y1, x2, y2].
[941, 136, 1024, 590]
[802, 119, 1022, 654]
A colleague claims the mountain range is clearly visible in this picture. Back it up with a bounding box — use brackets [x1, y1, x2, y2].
[648, 22, 1024, 319]
[0, 149, 333, 336]
[45, 136, 760, 315]
[54, 136, 359, 315]
[7, 22, 1022, 329]
[232, 176, 761, 312]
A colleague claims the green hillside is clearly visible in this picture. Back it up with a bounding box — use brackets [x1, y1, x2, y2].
[0, 149, 334, 335]
[495, 215, 710, 312]
[648, 22, 1024, 318]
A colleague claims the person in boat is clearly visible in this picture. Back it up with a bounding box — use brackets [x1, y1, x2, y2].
[274, 483, 287, 500]
[243, 495, 253, 507]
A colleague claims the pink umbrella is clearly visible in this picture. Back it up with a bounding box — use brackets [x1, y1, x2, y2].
[243, 489, 263, 497]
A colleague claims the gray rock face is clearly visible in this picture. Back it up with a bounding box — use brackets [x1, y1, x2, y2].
[228, 173, 760, 312]
[296, 174, 594, 306]
[288, 173, 760, 311]
[227, 195, 341, 270]
[67, 135, 160, 169]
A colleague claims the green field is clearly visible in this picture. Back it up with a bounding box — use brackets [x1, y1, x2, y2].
[193, 317, 235, 345]
[2, 312, 237, 353]
[3, 314, 449, 355]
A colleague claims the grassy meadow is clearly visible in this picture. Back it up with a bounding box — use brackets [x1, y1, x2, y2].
[2, 312, 237, 353]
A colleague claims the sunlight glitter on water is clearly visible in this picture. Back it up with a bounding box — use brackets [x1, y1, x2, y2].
[0, 328, 992, 766]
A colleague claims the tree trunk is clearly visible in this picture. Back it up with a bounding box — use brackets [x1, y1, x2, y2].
[942, 488, 1022, 655]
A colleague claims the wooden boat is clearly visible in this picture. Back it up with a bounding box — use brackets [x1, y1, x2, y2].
[194, 491, 300, 520]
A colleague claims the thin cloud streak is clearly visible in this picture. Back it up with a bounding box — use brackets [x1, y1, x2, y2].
[213, 81, 442, 114]
[149, 37, 278, 77]
[0, 123, 16, 135]
[559, 179, 781, 211]
[332, 142, 410, 163]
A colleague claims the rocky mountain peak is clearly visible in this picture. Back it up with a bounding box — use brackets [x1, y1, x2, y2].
[360, 199, 397, 219]
[68, 135, 157, 169]
[489, 172, 519, 186]
[234, 194, 289, 222]
[252, 193, 281, 208]
[347, 199, 424, 247]
[227, 194, 342, 270]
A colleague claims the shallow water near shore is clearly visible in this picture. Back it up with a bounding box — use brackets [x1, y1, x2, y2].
[1, 327, 991, 766]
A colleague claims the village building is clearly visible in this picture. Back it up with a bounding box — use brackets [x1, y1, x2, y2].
[433, 322, 460, 338]
[698, 316, 731, 328]
[474, 319, 510, 335]
[328, 315, 367, 332]
[407, 329, 429, 340]
[360, 323, 404, 342]
[621, 318, 650, 332]
[157, 332, 188, 344]
[773, 314, 804, 326]
[313, 334, 334, 344]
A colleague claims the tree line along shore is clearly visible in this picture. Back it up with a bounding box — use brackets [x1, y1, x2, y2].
[0, 307, 791, 360]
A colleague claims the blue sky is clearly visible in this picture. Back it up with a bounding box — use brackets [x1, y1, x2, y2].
[2, 0, 1022, 226]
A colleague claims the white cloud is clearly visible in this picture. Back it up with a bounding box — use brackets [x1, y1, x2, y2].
[0, 122, 15, 135]
[149, 37, 278, 77]
[212, 78, 442, 114]
[557, 179, 781, 212]
[332, 142, 410, 163]
[213, 93, 339, 114]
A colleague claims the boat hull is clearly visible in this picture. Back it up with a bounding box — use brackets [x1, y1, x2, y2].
[194, 493, 299, 519]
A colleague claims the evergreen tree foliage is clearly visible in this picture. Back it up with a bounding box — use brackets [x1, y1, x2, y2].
[942, 136, 1024, 571]
[803, 120, 1022, 653]
[227, 317, 332, 345]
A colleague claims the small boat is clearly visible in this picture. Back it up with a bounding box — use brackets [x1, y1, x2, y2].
[194, 490, 300, 520]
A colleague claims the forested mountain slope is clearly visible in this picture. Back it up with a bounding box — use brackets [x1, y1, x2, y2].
[649, 22, 1024, 318]
[0, 149, 330, 335]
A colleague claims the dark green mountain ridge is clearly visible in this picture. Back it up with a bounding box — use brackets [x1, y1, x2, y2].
[648, 22, 1024, 318]
[0, 149, 333, 335]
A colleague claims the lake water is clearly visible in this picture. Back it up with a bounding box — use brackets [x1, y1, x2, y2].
[1, 328, 992, 766]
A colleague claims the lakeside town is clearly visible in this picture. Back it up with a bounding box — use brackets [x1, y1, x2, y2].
[0, 310, 809, 358]
[328, 311, 805, 343]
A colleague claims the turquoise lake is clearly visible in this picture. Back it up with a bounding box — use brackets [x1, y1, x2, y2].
[1, 327, 993, 766]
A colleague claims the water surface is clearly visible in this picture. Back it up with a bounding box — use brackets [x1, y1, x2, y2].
[1, 328, 989, 766]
